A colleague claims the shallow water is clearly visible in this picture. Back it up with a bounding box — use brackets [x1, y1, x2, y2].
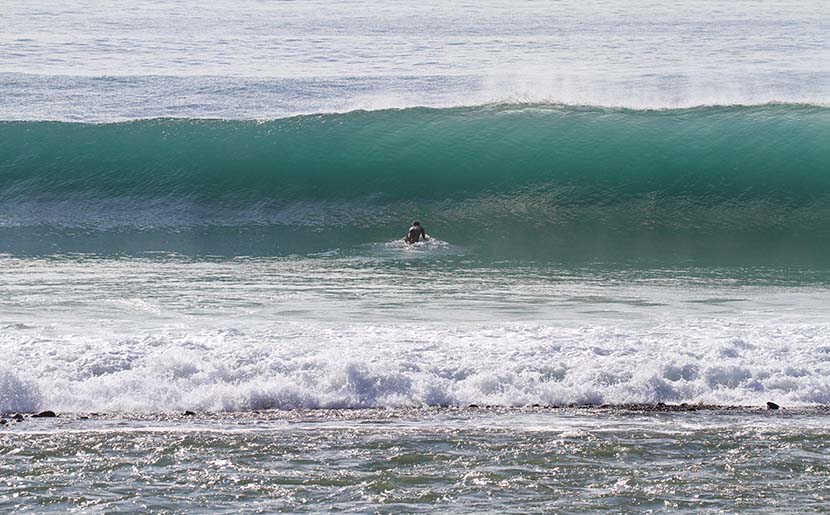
[2, 409, 829, 514]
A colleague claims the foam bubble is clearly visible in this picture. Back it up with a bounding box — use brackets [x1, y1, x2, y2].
[0, 366, 43, 413]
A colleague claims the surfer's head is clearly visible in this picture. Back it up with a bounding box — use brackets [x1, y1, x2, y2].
[412, 221, 421, 227]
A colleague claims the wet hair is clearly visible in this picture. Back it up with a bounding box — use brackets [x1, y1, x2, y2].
[412, 221, 421, 226]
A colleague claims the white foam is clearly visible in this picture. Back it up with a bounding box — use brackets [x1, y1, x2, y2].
[0, 366, 43, 413]
[374, 238, 465, 258]
[3, 256, 830, 413]
[3, 318, 830, 413]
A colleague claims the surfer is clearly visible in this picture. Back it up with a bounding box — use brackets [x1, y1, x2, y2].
[404, 221, 428, 244]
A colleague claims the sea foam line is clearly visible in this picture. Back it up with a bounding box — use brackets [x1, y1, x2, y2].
[3, 320, 830, 414]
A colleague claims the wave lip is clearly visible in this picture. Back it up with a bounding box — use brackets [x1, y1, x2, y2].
[1, 71, 829, 123]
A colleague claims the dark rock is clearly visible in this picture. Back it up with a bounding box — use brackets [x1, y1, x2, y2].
[766, 401, 780, 410]
[13, 414, 24, 422]
[467, 404, 479, 409]
[32, 410, 57, 418]
[0, 419, 6, 425]
[182, 410, 196, 416]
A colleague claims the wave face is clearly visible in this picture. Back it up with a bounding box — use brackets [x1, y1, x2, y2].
[2, 104, 830, 263]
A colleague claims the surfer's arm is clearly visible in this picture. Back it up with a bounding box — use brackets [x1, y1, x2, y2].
[420, 229, 428, 240]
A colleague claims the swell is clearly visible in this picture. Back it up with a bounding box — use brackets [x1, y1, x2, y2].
[2, 103, 830, 260]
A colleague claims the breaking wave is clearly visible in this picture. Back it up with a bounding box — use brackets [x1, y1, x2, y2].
[2, 103, 829, 262]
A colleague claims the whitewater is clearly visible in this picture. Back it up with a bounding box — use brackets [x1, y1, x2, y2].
[3, 1, 830, 513]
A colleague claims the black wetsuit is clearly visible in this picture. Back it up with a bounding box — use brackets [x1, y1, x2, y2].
[406, 225, 427, 243]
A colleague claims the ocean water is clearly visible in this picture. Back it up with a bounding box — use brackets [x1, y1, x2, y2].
[2, 1, 830, 513]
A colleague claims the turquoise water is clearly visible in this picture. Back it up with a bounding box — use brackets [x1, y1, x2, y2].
[3, 104, 830, 264]
[2, 1, 830, 513]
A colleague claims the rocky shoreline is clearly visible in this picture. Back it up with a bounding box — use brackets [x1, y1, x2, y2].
[3, 401, 825, 426]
